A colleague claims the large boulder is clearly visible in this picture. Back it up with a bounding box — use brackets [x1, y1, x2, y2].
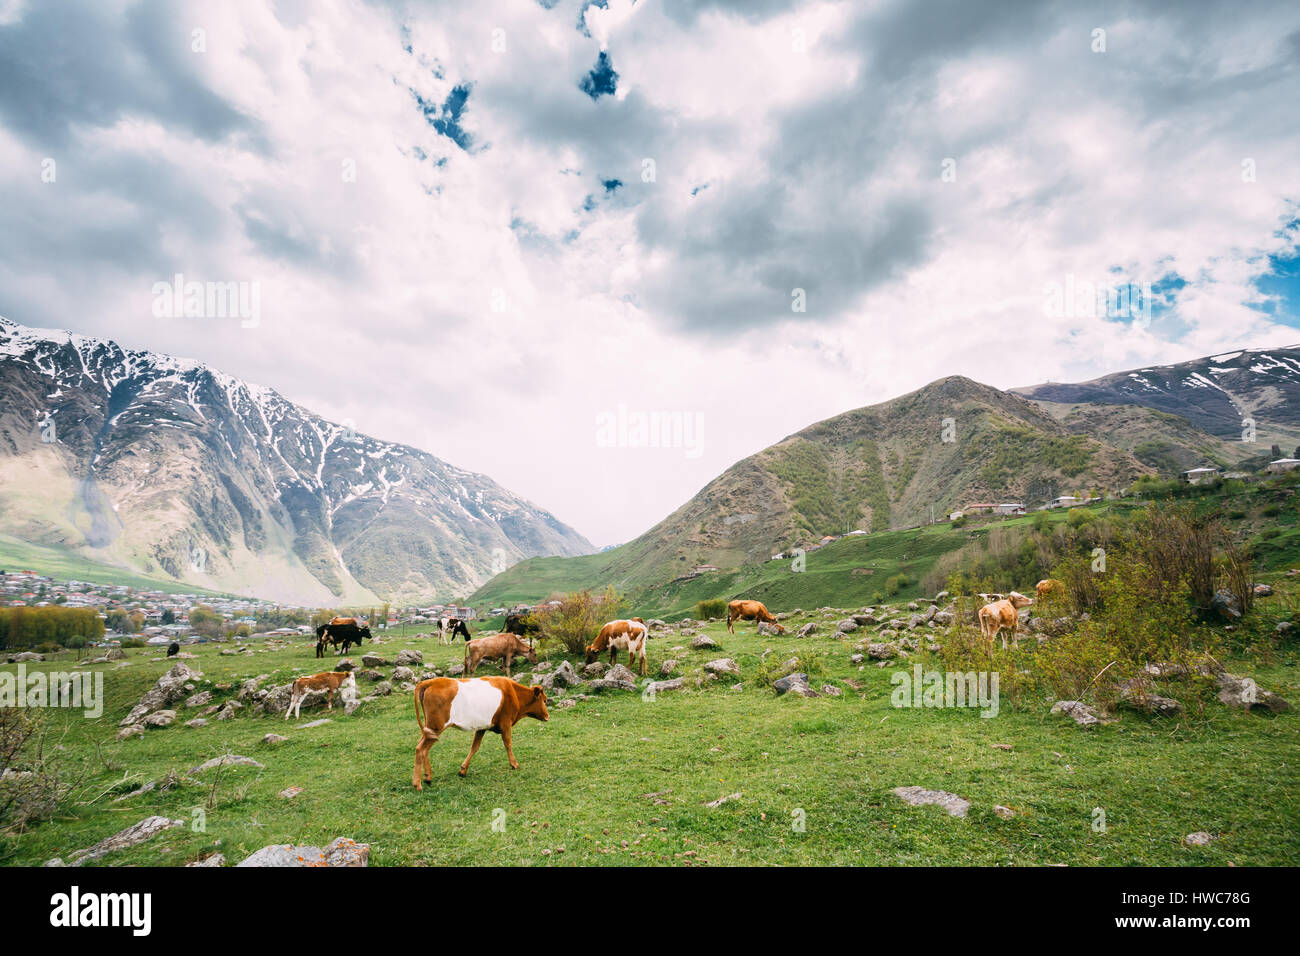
[237, 837, 369, 867]
[361, 654, 392, 668]
[704, 658, 740, 677]
[796, 622, 817, 638]
[1116, 680, 1184, 716]
[835, 619, 860, 635]
[120, 662, 201, 726]
[538, 660, 584, 691]
[1216, 673, 1291, 714]
[690, 635, 718, 650]
[772, 673, 818, 697]
[395, 649, 423, 667]
[1210, 589, 1242, 621]
[606, 663, 638, 684]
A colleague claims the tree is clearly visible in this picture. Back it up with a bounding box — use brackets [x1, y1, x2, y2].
[538, 586, 623, 656]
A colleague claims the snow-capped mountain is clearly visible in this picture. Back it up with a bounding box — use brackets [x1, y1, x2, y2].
[1013, 346, 1300, 448]
[0, 316, 592, 604]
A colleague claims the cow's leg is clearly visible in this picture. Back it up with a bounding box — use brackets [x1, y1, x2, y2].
[326, 688, 334, 710]
[459, 730, 487, 777]
[609, 648, 618, 666]
[285, 693, 294, 720]
[414, 727, 440, 790]
[727, 614, 735, 634]
[501, 723, 519, 770]
[504, 652, 512, 679]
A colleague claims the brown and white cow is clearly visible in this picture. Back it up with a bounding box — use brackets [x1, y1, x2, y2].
[585, 618, 650, 675]
[977, 592, 1034, 650]
[412, 676, 549, 787]
[286, 670, 356, 720]
[464, 632, 537, 678]
[726, 599, 785, 634]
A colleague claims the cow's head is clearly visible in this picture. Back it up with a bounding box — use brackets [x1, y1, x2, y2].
[1007, 592, 1033, 610]
[584, 644, 598, 664]
[358, 626, 372, 642]
[523, 685, 549, 721]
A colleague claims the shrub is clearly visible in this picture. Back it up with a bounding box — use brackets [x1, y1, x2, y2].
[120, 637, 146, 649]
[538, 587, 623, 656]
[695, 598, 728, 620]
[0, 709, 71, 830]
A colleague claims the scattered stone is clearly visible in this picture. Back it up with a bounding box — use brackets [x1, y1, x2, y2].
[1051, 700, 1115, 727]
[262, 733, 288, 745]
[1117, 679, 1185, 716]
[213, 701, 242, 721]
[359, 668, 385, 682]
[1184, 831, 1215, 847]
[187, 754, 264, 775]
[446, 663, 465, 676]
[991, 743, 1013, 752]
[117, 724, 144, 741]
[659, 659, 679, 676]
[120, 662, 201, 726]
[393, 666, 417, 683]
[361, 654, 392, 668]
[50, 816, 185, 866]
[993, 805, 1016, 819]
[797, 622, 817, 638]
[704, 792, 741, 809]
[184, 718, 208, 728]
[820, 685, 842, 697]
[756, 621, 783, 636]
[836, 619, 860, 635]
[395, 649, 423, 666]
[583, 661, 609, 678]
[298, 718, 333, 729]
[1216, 673, 1291, 714]
[772, 673, 817, 697]
[279, 786, 304, 799]
[143, 709, 177, 728]
[1211, 589, 1242, 621]
[371, 681, 393, 697]
[1253, 583, 1273, 598]
[184, 691, 213, 709]
[690, 635, 717, 650]
[850, 654, 864, 665]
[704, 658, 740, 677]
[538, 660, 583, 691]
[645, 678, 685, 695]
[892, 786, 970, 818]
[6, 651, 43, 663]
[237, 837, 370, 867]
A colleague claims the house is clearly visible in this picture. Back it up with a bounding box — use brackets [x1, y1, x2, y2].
[949, 511, 964, 521]
[1267, 458, 1300, 474]
[1048, 496, 1081, 508]
[994, 503, 1025, 515]
[1180, 467, 1221, 484]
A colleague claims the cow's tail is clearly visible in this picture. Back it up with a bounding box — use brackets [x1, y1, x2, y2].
[413, 681, 426, 732]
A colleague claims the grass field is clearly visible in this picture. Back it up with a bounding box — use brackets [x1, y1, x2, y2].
[3, 602, 1296, 867]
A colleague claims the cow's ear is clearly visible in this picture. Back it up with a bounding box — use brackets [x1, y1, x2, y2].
[533, 685, 543, 698]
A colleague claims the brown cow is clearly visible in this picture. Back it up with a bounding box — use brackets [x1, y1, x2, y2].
[464, 632, 537, 678]
[412, 676, 549, 788]
[977, 592, 1034, 649]
[286, 670, 356, 720]
[585, 618, 650, 675]
[1036, 578, 1065, 601]
[726, 599, 785, 634]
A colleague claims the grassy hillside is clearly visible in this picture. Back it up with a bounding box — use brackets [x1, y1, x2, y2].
[3, 606, 1297, 866]
[0, 533, 236, 598]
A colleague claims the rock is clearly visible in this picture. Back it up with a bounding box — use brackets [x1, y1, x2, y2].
[862, 642, 895, 660]
[704, 792, 741, 809]
[907, 602, 920, 611]
[606, 663, 637, 683]
[820, 685, 842, 697]
[51, 816, 186, 866]
[6, 651, 44, 663]
[187, 754, 264, 775]
[359, 669, 385, 682]
[237, 837, 370, 867]
[647, 619, 667, 629]
[361, 654, 391, 668]
[772, 673, 813, 696]
[184, 718, 208, 728]
[589, 677, 637, 692]
[1276, 621, 1293, 636]
[393, 666, 417, 682]
[297, 718, 332, 728]
[446, 664, 465, 676]
[659, 659, 679, 676]
[852, 614, 879, 626]
[934, 591, 950, 602]
[238, 676, 268, 700]
[213, 701, 242, 721]
[1253, 583, 1274, 598]
[850, 654, 864, 665]
[106, 648, 127, 660]
[126, 662, 201, 723]
[143, 709, 177, 728]
[262, 733, 288, 745]
[184, 691, 213, 709]
[186, 853, 226, 867]
[770, 657, 801, 679]
[757, 621, 783, 636]
[583, 661, 610, 678]
[1215, 673, 1291, 714]
[933, 611, 954, 626]
[836, 619, 860, 635]
[993, 805, 1016, 819]
[334, 658, 357, 671]
[117, 724, 144, 741]
[395, 649, 423, 666]
[645, 678, 685, 695]
[703, 658, 740, 677]
[1184, 831, 1215, 847]
[922, 605, 938, 623]
[372, 681, 393, 697]
[538, 660, 583, 691]
[1051, 700, 1115, 727]
[1116, 679, 1184, 716]
[797, 622, 817, 638]
[1211, 589, 1242, 621]
[279, 786, 304, 799]
[892, 786, 970, 818]
[344, 698, 364, 717]
[690, 635, 717, 649]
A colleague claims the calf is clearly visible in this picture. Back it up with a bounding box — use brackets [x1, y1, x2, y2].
[285, 670, 356, 720]
[978, 592, 1034, 650]
[464, 632, 537, 678]
[412, 676, 549, 787]
[585, 618, 650, 675]
[726, 599, 785, 634]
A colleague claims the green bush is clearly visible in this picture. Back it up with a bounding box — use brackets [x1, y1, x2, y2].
[695, 598, 728, 620]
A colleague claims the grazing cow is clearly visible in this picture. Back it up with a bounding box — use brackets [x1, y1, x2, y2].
[1036, 578, 1065, 601]
[411, 676, 549, 787]
[978, 592, 1034, 650]
[504, 613, 541, 643]
[464, 632, 537, 678]
[166, 641, 180, 658]
[726, 599, 785, 634]
[315, 617, 372, 657]
[585, 618, 650, 675]
[286, 670, 356, 720]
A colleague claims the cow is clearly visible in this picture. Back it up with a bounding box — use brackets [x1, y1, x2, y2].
[585, 618, 650, 676]
[315, 617, 372, 657]
[977, 592, 1034, 650]
[411, 676, 549, 787]
[726, 599, 785, 634]
[504, 612, 541, 644]
[286, 670, 356, 720]
[166, 641, 180, 658]
[1036, 578, 1065, 601]
[464, 632, 537, 678]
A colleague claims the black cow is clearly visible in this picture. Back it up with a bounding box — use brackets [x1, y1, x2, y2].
[315, 618, 372, 658]
[504, 612, 540, 647]
[446, 619, 471, 642]
[166, 641, 180, 658]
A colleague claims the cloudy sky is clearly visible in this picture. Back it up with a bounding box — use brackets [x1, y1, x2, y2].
[2, 0, 1298, 547]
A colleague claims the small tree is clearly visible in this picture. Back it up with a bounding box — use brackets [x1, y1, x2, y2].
[539, 586, 623, 656]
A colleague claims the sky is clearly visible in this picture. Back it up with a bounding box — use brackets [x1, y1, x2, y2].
[1, 0, 1298, 548]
